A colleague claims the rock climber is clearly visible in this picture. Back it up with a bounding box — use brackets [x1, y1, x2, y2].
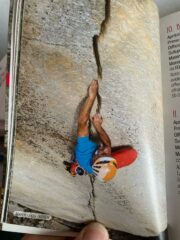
[64, 80, 137, 182]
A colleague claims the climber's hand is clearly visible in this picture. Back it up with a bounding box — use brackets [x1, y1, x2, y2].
[92, 114, 103, 128]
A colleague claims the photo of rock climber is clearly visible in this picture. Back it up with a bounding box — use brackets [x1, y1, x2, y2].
[64, 80, 138, 182]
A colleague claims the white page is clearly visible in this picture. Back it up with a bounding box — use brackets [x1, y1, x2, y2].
[160, 11, 180, 240]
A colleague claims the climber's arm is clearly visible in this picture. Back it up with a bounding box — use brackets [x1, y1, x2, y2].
[92, 114, 111, 148]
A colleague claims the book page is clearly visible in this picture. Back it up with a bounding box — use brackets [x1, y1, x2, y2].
[160, 11, 180, 240]
[2, 0, 167, 239]
[0, 55, 6, 124]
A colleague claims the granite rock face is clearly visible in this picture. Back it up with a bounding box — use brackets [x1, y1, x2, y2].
[8, 0, 167, 236]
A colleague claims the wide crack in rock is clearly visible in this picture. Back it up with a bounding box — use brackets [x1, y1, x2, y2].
[92, 0, 111, 80]
[88, 176, 96, 220]
[88, 0, 111, 219]
[89, 0, 111, 131]
[88, 0, 111, 141]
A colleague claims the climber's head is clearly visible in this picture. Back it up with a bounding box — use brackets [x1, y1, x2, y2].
[92, 157, 117, 182]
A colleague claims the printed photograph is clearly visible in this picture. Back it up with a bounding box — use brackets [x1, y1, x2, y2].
[4, 0, 167, 239]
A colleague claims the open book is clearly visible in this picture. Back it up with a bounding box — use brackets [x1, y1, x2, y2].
[1, 0, 180, 239]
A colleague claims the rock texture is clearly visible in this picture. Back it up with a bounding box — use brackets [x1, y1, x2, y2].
[8, 0, 167, 237]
